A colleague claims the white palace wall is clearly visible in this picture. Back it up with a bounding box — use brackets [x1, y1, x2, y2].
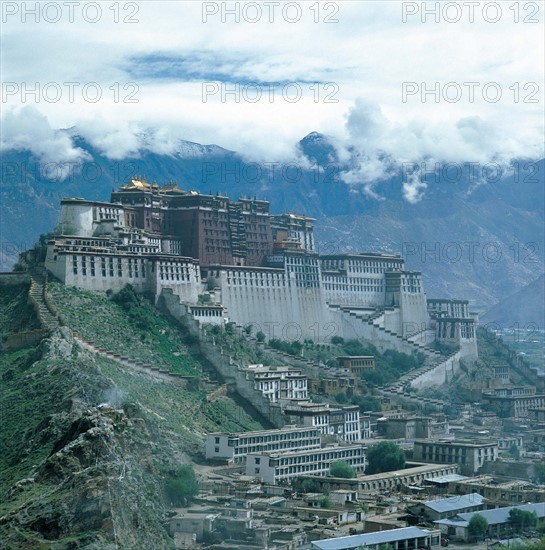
[399, 292, 429, 338]
[211, 269, 335, 341]
[46, 247, 201, 303]
[59, 203, 95, 236]
[46, 250, 148, 294]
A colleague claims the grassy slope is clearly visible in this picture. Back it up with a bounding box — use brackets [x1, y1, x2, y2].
[48, 280, 201, 375]
[0, 282, 263, 548]
[0, 278, 39, 336]
[45, 280, 264, 439]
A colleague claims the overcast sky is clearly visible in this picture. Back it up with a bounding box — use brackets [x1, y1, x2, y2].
[1, 0, 544, 173]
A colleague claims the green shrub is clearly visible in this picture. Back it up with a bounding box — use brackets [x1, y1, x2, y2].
[319, 495, 332, 508]
[365, 442, 406, 474]
[330, 460, 356, 478]
[164, 465, 199, 506]
[301, 478, 317, 492]
[468, 514, 488, 541]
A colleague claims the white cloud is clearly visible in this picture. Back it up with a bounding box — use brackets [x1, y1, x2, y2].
[402, 172, 428, 204]
[1, 0, 543, 192]
[0, 106, 90, 168]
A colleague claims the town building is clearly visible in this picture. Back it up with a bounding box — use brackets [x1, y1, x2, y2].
[483, 392, 545, 419]
[310, 375, 358, 397]
[434, 502, 545, 541]
[360, 415, 373, 439]
[205, 426, 321, 462]
[298, 463, 461, 494]
[446, 475, 545, 505]
[529, 407, 545, 422]
[246, 444, 366, 484]
[337, 355, 375, 376]
[243, 364, 308, 403]
[376, 415, 449, 441]
[282, 402, 361, 442]
[311, 526, 442, 550]
[408, 493, 485, 521]
[413, 440, 499, 476]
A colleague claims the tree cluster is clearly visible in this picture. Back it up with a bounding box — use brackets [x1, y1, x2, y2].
[163, 465, 199, 506]
[365, 442, 406, 474]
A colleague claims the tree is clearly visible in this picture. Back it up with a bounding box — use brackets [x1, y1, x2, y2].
[508, 443, 520, 459]
[359, 502, 369, 513]
[301, 478, 317, 493]
[330, 460, 356, 478]
[365, 442, 406, 474]
[256, 331, 265, 343]
[508, 508, 538, 534]
[335, 392, 348, 404]
[468, 513, 488, 541]
[164, 465, 199, 506]
[319, 495, 332, 508]
[331, 335, 344, 345]
[534, 463, 545, 484]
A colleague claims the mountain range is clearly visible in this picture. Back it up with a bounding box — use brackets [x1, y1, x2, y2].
[1, 130, 543, 321]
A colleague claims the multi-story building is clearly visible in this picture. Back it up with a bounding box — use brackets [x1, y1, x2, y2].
[337, 355, 376, 376]
[447, 475, 545, 505]
[271, 213, 315, 253]
[243, 364, 308, 403]
[377, 415, 449, 441]
[283, 402, 362, 442]
[320, 253, 404, 309]
[427, 298, 477, 355]
[483, 392, 545, 418]
[360, 415, 372, 439]
[205, 426, 322, 462]
[529, 407, 545, 422]
[111, 179, 273, 267]
[246, 444, 366, 484]
[45, 223, 200, 303]
[413, 440, 499, 476]
[310, 374, 359, 397]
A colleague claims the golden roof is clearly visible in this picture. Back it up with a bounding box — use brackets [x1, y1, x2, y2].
[120, 178, 175, 192]
[120, 178, 151, 190]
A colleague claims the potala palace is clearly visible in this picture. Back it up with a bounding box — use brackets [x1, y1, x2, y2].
[45, 178, 478, 361]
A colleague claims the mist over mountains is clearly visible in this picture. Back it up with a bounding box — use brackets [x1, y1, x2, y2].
[1, 130, 543, 320]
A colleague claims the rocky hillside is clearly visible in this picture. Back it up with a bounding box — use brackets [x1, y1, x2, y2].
[0, 277, 263, 548]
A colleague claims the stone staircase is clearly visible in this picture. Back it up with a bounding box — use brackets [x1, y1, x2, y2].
[387, 351, 460, 392]
[332, 304, 441, 358]
[330, 305, 461, 394]
[28, 269, 60, 331]
[72, 331, 196, 387]
[21, 259, 200, 388]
